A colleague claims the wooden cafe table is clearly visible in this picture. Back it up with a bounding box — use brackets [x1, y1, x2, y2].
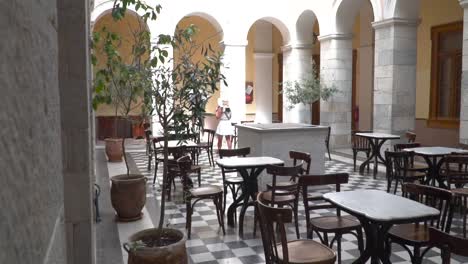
[216, 156, 283, 236]
[324, 190, 439, 263]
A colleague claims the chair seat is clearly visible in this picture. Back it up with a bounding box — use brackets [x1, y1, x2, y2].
[197, 142, 209, 148]
[225, 177, 243, 184]
[170, 165, 201, 173]
[309, 216, 361, 232]
[399, 171, 426, 180]
[388, 224, 429, 246]
[407, 164, 429, 172]
[277, 239, 336, 264]
[190, 185, 223, 197]
[262, 191, 296, 203]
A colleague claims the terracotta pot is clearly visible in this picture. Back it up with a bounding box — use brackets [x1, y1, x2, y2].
[105, 138, 123, 162]
[111, 174, 147, 221]
[124, 228, 187, 264]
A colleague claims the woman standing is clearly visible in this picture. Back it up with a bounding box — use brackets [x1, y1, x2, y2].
[215, 98, 234, 149]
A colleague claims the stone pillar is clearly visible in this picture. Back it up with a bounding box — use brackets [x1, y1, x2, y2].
[254, 53, 274, 123]
[282, 44, 314, 123]
[372, 18, 418, 138]
[319, 34, 353, 148]
[460, 0, 468, 144]
[221, 42, 247, 123]
[58, 0, 95, 263]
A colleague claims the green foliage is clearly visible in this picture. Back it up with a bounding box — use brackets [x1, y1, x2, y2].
[283, 62, 339, 109]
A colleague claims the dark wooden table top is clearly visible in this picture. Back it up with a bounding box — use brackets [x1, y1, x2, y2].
[323, 190, 440, 222]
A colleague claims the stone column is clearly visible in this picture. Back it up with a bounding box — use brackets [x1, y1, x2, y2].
[319, 34, 353, 148]
[460, 0, 468, 144]
[372, 18, 418, 139]
[254, 53, 274, 123]
[58, 0, 95, 263]
[221, 42, 247, 123]
[282, 43, 314, 123]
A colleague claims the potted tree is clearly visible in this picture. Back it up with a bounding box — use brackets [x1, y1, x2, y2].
[282, 61, 338, 124]
[92, 7, 152, 221]
[107, 1, 225, 263]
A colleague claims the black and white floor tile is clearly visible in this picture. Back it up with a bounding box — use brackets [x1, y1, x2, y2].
[127, 149, 468, 264]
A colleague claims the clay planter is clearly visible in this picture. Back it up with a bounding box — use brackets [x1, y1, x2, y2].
[111, 174, 147, 221]
[105, 138, 123, 162]
[124, 228, 187, 264]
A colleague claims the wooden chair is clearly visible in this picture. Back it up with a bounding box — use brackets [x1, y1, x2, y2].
[259, 164, 303, 239]
[325, 126, 331, 161]
[387, 183, 454, 264]
[178, 155, 225, 239]
[405, 131, 417, 143]
[441, 155, 468, 189]
[196, 129, 215, 166]
[351, 130, 372, 172]
[266, 150, 311, 190]
[393, 143, 429, 173]
[218, 147, 250, 215]
[145, 129, 153, 171]
[299, 173, 364, 264]
[152, 136, 167, 185]
[428, 227, 468, 264]
[256, 192, 336, 264]
[385, 151, 426, 194]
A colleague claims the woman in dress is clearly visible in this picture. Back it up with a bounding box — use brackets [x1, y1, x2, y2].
[215, 98, 234, 149]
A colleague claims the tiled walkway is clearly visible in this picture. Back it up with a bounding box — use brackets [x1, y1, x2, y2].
[110, 143, 468, 264]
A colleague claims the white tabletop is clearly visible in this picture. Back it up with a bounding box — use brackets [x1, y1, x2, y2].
[216, 157, 284, 168]
[355, 132, 400, 139]
[324, 190, 439, 222]
[404, 147, 468, 156]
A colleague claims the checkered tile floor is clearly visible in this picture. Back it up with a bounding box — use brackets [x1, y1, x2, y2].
[129, 149, 468, 264]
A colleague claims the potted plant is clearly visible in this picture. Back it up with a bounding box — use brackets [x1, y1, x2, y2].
[107, 0, 226, 262]
[282, 61, 338, 124]
[92, 5, 152, 221]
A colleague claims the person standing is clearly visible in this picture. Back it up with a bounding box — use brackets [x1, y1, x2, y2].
[215, 98, 234, 149]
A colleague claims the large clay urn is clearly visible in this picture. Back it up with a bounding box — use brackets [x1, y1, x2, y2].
[111, 174, 147, 221]
[105, 138, 123, 162]
[124, 228, 187, 264]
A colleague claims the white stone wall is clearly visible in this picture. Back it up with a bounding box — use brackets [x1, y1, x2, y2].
[0, 0, 66, 263]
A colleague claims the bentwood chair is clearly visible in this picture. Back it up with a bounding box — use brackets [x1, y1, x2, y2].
[441, 155, 468, 189]
[405, 131, 417, 143]
[351, 130, 372, 172]
[178, 155, 225, 239]
[256, 192, 336, 264]
[266, 150, 311, 190]
[385, 150, 426, 194]
[393, 143, 429, 173]
[387, 183, 454, 264]
[428, 227, 468, 264]
[259, 164, 303, 239]
[299, 173, 364, 264]
[152, 136, 167, 185]
[218, 147, 250, 215]
[196, 129, 215, 166]
[145, 128, 153, 171]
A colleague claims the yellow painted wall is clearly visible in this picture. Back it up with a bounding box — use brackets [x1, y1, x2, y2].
[175, 16, 223, 115]
[93, 12, 148, 116]
[416, 0, 463, 119]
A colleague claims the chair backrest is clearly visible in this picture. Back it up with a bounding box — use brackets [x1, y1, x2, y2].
[266, 164, 302, 204]
[405, 131, 417, 143]
[177, 155, 193, 192]
[385, 150, 415, 180]
[402, 183, 454, 232]
[429, 227, 468, 264]
[289, 150, 311, 175]
[393, 142, 421, 152]
[152, 136, 165, 152]
[218, 147, 251, 158]
[202, 129, 216, 147]
[441, 155, 468, 188]
[299, 173, 349, 224]
[256, 192, 293, 264]
[352, 130, 372, 149]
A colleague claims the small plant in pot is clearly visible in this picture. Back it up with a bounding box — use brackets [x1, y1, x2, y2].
[91, 4, 152, 221]
[107, 0, 226, 262]
[282, 61, 339, 124]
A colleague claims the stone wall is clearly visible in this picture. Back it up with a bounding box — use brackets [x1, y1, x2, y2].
[0, 1, 66, 263]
